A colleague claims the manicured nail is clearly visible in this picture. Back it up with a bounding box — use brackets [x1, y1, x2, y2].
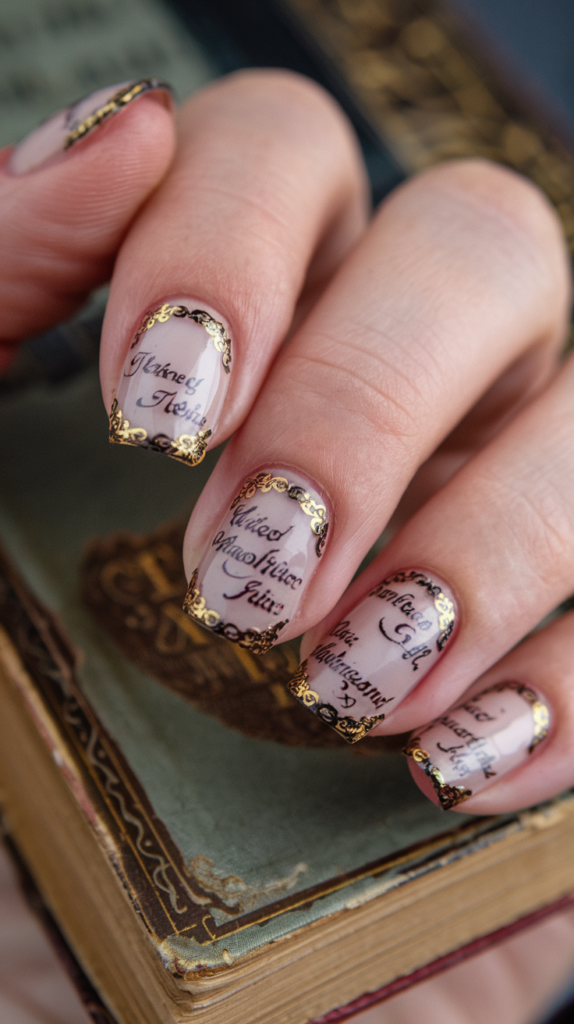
[109, 301, 232, 466]
[183, 470, 329, 653]
[404, 681, 550, 810]
[288, 569, 457, 743]
[8, 79, 171, 175]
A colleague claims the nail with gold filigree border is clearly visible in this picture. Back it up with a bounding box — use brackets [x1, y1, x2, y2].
[288, 569, 457, 743]
[404, 681, 551, 810]
[183, 470, 329, 653]
[109, 300, 232, 467]
[8, 79, 172, 175]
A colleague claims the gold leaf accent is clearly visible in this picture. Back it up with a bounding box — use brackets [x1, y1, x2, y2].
[287, 661, 385, 743]
[192, 310, 232, 374]
[230, 474, 290, 508]
[182, 570, 288, 653]
[403, 738, 472, 810]
[288, 661, 320, 708]
[473, 681, 550, 753]
[531, 700, 551, 751]
[230, 474, 329, 556]
[64, 79, 170, 149]
[434, 591, 455, 650]
[233, 621, 289, 655]
[108, 401, 211, 467]
[132, 304, 232, 373]
[108, 398, 148, 446]
[183, 570, 220, 629]
[167, 430, 212, 467]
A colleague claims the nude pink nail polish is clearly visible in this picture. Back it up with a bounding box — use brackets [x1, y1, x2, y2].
[109, 301, 231, 467]
[404, 681, 551, 810]
[183, 470, 329, 653]
[288, 569, 457, 742]
[8, 79, 171, 175]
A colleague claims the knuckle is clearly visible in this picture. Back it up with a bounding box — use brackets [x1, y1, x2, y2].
[483, 464, 574, 590]
[390, 158, 571, 306]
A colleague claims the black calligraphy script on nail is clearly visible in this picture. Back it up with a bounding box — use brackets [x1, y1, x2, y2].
[378, 618, 432, 670]
[125, 350, 204, 395]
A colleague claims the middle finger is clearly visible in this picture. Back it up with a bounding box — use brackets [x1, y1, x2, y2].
[182, 158, 569, 652]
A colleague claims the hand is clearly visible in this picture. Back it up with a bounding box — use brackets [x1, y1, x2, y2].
[3, 67, 574, 1024]
[2, 69, 573, 819]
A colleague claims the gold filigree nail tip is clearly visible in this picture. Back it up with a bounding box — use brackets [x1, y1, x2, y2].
[287, 661, 385, 743]
[64, 78, 172, 150]
[108, 398, 211, 467]
[230, 473, 329, 557]
[403, 739, 473, 811]
[182, 569, 288, 654]
[477, 681, 550, 753]
[132, 304, 231, 373]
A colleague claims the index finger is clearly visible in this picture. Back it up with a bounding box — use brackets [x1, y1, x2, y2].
[99, 70, 369, 463]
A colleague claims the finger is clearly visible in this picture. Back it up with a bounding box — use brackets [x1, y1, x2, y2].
[403, 611, 574, 815]
[181, 159, 569, 653]
[100, 69, 368, 466]
[293, 349, 574, 743]
[0, 79, 175, 367]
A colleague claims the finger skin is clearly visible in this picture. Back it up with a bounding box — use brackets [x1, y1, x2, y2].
[100, 69, 369, 443]
[0, 90, 176, 345]
[183, 159, 570, 645]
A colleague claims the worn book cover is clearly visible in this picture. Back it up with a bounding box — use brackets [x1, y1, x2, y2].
[1, 360, 574, 1024]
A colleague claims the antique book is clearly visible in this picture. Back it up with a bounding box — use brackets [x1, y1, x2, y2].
[1, 366, 574, 1024]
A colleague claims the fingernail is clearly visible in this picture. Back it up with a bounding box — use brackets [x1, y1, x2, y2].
[8, 78, 172, 175]
[288, 569, 457, 743]
[183, 470, 329, 653]
[404, 681, 551, 810]
[109, 301, 232, 466]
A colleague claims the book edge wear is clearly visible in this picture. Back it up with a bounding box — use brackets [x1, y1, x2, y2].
[2, 541, 574, 1024]
[0, 544, 518, 954]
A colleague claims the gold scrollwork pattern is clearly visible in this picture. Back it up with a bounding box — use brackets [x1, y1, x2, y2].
[183, 570, 220, 629]
[230, 473, 329, 557]
[182, 570, 288, 653]
[108, 398, 148, 446]
[230, 473, 289, 506]
[131, 303, 231, 373]
[434, 591, 456, 651]
[403, 738, 473, 811]
[65, 78, 170, 149]
[287, 660, 385, 743]
[474, 681, 550, 753]
[153, 429, 212, 467]
[108, 399, 211, 467]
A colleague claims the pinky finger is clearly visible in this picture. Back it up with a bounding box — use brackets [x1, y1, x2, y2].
[404, 611, 574, 814]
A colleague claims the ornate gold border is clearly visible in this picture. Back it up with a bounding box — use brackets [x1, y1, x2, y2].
[288, 660, 386, 743]
[108, 398, 212, 468]
[109, 305, 231, 466]
[132, 304, 231, 374]
[64, 78, 171, 150]
[183, 569, 288, 654]
[403, 738, 472, 811]
[230, 472, 329, 557]
[404, 681, 550, 809]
